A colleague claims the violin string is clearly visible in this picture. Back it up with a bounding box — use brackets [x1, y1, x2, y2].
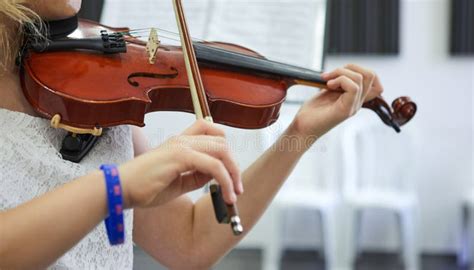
[114, 27, 205, 42]
[123, 30, 267, 63]
[113, 28, 314, 87]
[113, 27, 275, 66]
[125, 33, 183, 43]
[121, 31, 271, 69]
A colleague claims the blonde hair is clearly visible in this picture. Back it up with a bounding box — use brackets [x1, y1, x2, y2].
[0, 0, 42, 71]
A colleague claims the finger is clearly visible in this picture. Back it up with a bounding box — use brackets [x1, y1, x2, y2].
[180, 171, 213, 193]
[180, 136, 243, 194]
[326, 76, 362, 114]
[169, 135, 240, 188]
[368, 74, 384, 99]
[322, 67, 365, 107]
[182, 119, 226, 137]
[322, 67, 364, 86]
[177, 134, 227, 149]
[178, 149, 237, 204]
[344, 63, 375, 81]
[344, 64, 376, 100]
[326, 76, 360, 95]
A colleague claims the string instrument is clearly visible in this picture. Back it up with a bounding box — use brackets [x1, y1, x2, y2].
[20, 20, 416, 134]
[19, 9, 417, 234]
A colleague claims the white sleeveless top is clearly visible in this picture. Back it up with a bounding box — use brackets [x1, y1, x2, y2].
[0, 108, 135, 269]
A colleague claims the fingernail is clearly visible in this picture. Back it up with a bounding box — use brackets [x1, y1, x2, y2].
[230, 193, 237, 204]
[239, 182, 244, 194]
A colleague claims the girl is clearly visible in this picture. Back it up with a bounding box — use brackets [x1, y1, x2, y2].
[0, 0, 383, 269]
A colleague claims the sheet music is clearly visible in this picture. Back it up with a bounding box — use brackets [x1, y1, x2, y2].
[206, 0, 327, 101]
[102, 0, 327, 101]
[102, 0, 212, 40]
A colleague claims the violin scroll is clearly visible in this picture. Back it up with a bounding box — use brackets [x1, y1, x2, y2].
[363, 96, 417, 133]
[392, 96, 417, 126]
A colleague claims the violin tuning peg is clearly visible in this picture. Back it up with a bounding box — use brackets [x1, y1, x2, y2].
[392, 97, 417, 126]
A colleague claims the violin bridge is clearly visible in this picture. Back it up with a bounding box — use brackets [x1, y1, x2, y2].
[146, 28, 160, 65]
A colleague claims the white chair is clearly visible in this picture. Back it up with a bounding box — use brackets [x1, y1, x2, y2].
[458, 188, 474, 268]
[274, 149, 342, 270]
[235, 103, 344, 270]
[342, 115, 420, 270]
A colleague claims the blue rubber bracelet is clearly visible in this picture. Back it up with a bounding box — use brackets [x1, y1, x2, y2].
[100, 164, 125, 246]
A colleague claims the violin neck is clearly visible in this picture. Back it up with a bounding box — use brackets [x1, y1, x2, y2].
[194, 43, 327, 89]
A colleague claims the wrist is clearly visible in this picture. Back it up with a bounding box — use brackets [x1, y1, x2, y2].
[285, 119, 320, 153]
[117, 164, 134, 209]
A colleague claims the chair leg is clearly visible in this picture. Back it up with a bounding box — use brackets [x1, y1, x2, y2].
[458, 204, 471, 267]
[344, 207, 361, 268]
[262, 245, 282, 270]
[354, 209, 363, 260]
[321, 209, 339, 270]
[261, 207, 283, 270]
[471, 207, 474, 269]
[318, 211, 326, 260]
[399, 208, 419, 270]
[396, 211, 404, 264]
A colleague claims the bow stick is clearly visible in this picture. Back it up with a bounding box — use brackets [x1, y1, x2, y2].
[172, 0, 243, 236]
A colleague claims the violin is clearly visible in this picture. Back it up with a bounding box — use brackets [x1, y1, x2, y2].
[20, 20, 415, 136]
[19, 10, 416, 235]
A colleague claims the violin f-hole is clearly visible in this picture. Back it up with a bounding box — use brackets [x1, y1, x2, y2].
[127, 67, 179, 87]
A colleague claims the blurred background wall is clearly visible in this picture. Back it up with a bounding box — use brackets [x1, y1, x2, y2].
[324, 0, 472, 253]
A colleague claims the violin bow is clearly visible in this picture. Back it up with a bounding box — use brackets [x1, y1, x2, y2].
[172, 0, 243, 236]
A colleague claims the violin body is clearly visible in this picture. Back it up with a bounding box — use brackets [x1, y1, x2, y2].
[21, 19, 416, 133]
[22, 20, 292, 130]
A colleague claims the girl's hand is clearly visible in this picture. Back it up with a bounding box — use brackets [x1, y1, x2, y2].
[119, 120, 243, 208]
[290, 64, 384, 142]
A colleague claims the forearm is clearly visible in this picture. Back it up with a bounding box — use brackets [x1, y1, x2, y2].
[192, 125, 309, 265]
[0, 170, 108, 269]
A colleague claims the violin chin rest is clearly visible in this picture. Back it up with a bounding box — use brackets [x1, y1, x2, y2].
[44, 15, 79, 40]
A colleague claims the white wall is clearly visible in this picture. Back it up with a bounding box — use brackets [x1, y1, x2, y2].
[325, 0, 473, 253]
